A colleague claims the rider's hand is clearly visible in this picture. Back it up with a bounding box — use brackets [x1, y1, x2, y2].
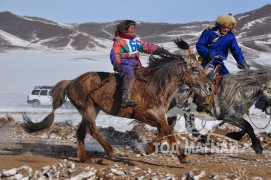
[214, 55, 219, 59]
[237, 61, 250, 70]
[113, 63, 120, 72]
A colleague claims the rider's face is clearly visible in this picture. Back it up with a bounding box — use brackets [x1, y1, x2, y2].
[126, 25, 136, 36]
[220, 26, 231, 35]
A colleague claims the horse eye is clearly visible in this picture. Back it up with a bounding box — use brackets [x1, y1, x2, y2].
[193, 68, 199, 73]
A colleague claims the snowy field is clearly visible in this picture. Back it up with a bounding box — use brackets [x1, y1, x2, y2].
[1, 49, 271, 134]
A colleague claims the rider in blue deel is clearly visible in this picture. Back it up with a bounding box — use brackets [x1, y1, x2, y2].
[194, 14, 250, 112]
[196, 14, 250, 80]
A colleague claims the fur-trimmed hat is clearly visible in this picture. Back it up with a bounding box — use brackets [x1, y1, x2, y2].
[215, 14, 236, 29]
[116, 20, 136, 33]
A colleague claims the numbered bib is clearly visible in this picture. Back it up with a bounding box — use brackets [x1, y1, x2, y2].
[126, 38, 140, 54]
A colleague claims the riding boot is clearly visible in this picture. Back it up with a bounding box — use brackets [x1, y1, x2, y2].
[121, 90, 137, 108]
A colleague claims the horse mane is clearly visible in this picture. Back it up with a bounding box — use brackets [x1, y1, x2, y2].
[219, 62, 271, 109]
[138, 54, 185, 91]
[136, 38, 191, 91]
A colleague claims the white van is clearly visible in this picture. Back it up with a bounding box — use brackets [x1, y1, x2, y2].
[27, 86, 72, 108]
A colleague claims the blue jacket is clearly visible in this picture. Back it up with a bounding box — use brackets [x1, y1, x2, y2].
[196, 26, 244, 75]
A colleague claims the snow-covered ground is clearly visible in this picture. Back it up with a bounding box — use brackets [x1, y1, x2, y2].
[0, 49, 151, 132]
[0, 49, 271, 134]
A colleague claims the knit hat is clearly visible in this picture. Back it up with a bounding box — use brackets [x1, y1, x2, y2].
[116, 20, 136, 33]
[215, 14, 236, 29]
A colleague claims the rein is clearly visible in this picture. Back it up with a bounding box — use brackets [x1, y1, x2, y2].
[246, 113, 271, 129]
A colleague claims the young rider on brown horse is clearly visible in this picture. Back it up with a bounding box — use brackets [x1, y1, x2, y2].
[110, 20, 170, 108]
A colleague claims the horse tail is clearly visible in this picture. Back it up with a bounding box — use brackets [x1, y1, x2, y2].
[51, 80, 71, 109]
[23, 80, 71, 132]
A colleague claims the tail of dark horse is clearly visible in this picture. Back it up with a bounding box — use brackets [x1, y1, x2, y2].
[23, 80, 71, 132]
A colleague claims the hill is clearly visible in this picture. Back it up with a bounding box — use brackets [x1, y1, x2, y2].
[0, 4, 271, 59]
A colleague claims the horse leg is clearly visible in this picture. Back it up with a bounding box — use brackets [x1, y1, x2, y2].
[83, 110, 117, 159]
[77, 103, 117, 162]
[146, 121, 190, 164]
[226, 130, 246, 141]
[168, 136, 190, 163]
[86, 121, 117, 158]
[227, 118, 263, 154]
[145, 128, 166, 155]
[163, 122, 190, 164]
[76, 120, 88, 162]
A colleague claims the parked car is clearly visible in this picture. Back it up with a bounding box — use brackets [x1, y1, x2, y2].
[255, 96, 271, 115]
[27, 86, 73, 108]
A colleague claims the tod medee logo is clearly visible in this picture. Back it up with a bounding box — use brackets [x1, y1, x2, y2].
[153, 132, 239, 155]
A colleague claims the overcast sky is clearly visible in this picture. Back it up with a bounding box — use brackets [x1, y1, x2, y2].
[0, 0, 270, 23]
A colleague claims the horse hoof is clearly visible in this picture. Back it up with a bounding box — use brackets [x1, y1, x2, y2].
[180, 156, 191, 164]
[181, 159, 191, 164]
[112, 153, 122, 158]
[78, 155, 87, 163]
[79, 158, 87, 163]
[110, 152, 126, 159]
[86, 156, 95, 163]
[252, 145, 263, 155]
[255, 147, 263, 155]
[145, 143, 155, 155]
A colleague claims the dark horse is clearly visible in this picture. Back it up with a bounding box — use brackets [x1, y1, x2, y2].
[168, 62, 271, 154]
[23, 44, 212, 164]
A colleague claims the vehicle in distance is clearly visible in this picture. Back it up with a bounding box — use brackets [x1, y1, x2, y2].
[27, 86, 73, 108]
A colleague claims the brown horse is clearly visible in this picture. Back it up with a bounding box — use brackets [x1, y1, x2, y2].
[23, 42, 212, 164]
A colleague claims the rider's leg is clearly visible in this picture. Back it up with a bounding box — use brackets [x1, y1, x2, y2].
[120, 65, 137, 108]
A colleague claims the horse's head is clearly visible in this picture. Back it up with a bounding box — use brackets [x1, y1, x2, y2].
[242, 62, 271, 103]
[262, 81, 271, 101]
[181, 52, 213, 97]
[173, 38, 213, 97]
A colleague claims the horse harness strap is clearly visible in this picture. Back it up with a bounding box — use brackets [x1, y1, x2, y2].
[213, 65, 223, 94]
[89, 76, 111, 93]
[182, 62, 199, 87]
[85, 75, 111, 105]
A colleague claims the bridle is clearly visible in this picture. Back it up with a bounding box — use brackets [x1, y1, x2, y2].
[182, 50, 207, 88]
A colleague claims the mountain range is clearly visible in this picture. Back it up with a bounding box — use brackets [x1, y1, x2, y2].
[0, 4, 271, 59]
